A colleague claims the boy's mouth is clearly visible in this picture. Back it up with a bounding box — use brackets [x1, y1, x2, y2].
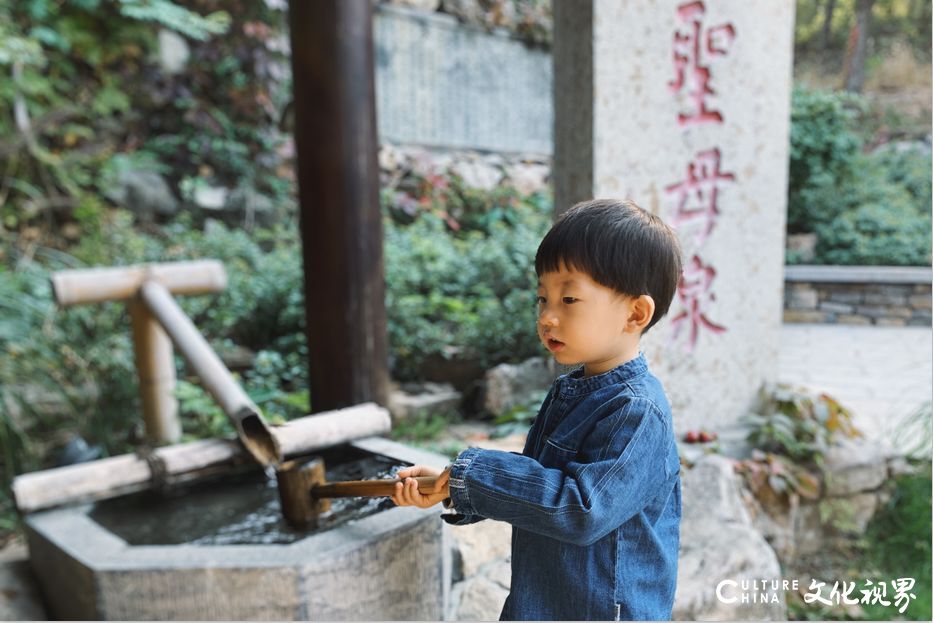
[546, 337, 565, 352]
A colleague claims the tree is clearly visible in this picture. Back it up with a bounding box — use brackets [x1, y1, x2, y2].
[844, 0, 875, 92]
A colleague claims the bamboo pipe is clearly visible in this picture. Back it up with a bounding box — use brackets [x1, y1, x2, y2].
[12, 404, 392, 514]
[51, 260, 227, 306]
[137, 280, 280, 467]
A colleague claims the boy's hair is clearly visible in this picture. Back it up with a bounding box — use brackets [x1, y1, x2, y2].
[534, 198, 683, 333]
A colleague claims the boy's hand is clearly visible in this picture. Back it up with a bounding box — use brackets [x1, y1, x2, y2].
[390, 465, 451, 509]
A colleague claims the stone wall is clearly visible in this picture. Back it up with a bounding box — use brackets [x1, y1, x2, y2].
[374, 3, 552, 154]
[784, 265, 932, 326]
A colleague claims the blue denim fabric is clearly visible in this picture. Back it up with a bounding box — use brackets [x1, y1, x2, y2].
[443, 353, 681, 621]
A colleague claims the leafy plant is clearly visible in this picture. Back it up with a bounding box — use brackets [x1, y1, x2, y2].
[743, 384, 862, 466]
[383, 200, 551, 381]
[492, 388, 549, 438]
[733, 449, 822, 503]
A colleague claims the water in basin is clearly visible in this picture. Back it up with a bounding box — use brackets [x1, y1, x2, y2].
[89, 445, 410, 545]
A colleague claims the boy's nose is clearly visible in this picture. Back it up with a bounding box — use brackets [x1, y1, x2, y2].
[538, 312, 558, 328]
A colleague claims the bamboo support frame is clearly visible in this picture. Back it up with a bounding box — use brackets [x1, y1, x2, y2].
[129, 299, 180, 443]
[52, 260, 228, 447]
[137, 280, 280, 467]
[12, 403, 392, 514]
[51, 260, 227, 307]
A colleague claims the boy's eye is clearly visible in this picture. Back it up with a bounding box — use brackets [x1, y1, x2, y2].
[535, 296, 546, 306]
[562, 297, 577, 304]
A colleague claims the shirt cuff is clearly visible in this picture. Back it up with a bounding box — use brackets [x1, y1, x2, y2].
[447, 446, 482, 516]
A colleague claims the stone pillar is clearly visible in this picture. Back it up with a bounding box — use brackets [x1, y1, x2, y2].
[553, 0, 795, 430]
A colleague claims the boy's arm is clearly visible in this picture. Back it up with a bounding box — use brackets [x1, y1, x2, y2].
[440, 384, 559, 526]
[446, 397, 675, 546]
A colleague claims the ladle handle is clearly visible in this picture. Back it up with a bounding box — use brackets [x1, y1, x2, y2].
[311, 476, 441, 499]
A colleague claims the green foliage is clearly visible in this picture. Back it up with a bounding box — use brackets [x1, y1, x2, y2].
[738, 384, 862, 503]
[492, 388, 549, 439]
[117, 0, 231, 41]
[0, 247, 139, 479]
[861, 463, 933, 620]
[744, 384, 862, 465]
[390, 410, 455, 445]
[787, 87, 865, 232]
[0, 0, 291, 240]
[787, 87, 932, 266]
[383, 201, 551, 381]
[889, 401, 932, 460]
[794, 0, 932, 60]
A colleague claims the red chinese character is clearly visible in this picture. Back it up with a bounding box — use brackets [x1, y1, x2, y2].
[665, 148, 735, 247]
[669, 1, 736, 126]
[670, 255, 726, 352]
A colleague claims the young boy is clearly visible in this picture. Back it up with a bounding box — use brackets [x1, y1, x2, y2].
[392, 199, 684, 621]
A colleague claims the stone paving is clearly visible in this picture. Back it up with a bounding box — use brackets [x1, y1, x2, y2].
[777, 323, 932, 456]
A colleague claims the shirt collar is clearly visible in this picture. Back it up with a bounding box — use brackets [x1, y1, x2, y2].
[557, 352, 648, 397]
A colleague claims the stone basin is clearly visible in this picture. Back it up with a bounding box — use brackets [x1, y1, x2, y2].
[25, 437, 451, 620]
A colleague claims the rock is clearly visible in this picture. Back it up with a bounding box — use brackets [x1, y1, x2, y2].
[504, 162, 550, 195]
[224, 184, 275, 228]
[819, 492, 879, 535]
[219, 345, 257, 371]
[485, 559, 511, 589]
[108, 170, 178, 218]
[389, 0, 441, 11]
[786, 285, 818, 310]
[786, 233, 817, 263]
[452, 575, 509, 621]
[440, 0, 486, 24]
[449, 158, 502, 191]
[158, 29, 189, 74]
[822, 438, 888, 496]
[673, 455, 786, 621]
[54, 435, 101, 467]
[193, 185, 229, 210]
[378, 143, 408, 173]
[449, 519, 511, 579]
[387, 382, 461, 423]
[484, 357, 560, 417]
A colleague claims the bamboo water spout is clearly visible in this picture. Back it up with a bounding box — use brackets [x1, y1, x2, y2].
[137, 280, 279, 466]
[50, 260, 279, 466]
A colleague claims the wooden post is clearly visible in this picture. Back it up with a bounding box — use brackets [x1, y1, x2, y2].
[129, 298, 180, 443]
[288, 0, 390, 413]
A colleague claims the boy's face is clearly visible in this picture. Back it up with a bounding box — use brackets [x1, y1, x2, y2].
[536, 264, 642, 377]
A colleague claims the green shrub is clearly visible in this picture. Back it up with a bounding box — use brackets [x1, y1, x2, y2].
[384, 203, 550, 381]
[814, 195, 932, 266]
[787, 87, 932, 266]
[788, 87, 864, 233]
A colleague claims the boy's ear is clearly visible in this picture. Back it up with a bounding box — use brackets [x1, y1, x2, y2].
[624, 295, 656, 333]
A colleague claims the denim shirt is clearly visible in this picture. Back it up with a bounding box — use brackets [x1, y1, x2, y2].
[443, 353, 681, 621]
